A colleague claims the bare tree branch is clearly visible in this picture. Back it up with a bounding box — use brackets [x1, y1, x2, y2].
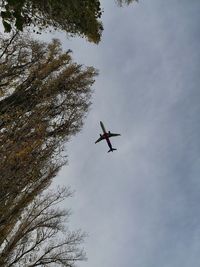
[0, 187, 86, 267]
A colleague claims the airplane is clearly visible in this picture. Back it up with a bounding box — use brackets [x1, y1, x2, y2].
[95, 121, 121, 152]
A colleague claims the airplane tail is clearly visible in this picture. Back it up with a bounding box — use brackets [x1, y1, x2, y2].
[108, 148, 117, 153]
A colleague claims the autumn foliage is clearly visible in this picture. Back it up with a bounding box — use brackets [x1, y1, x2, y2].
[0, 33, 97, 266]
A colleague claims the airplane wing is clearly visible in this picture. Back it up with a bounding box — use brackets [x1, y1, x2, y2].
[108, 132, 121, 138]
[95, 135, 105, 144]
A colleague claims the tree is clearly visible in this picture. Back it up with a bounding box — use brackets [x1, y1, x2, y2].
[0, 187, 86, 267]
[0, 0, 103, 43]
[0, 33, 97, 245]
[0, 0, 137, 42]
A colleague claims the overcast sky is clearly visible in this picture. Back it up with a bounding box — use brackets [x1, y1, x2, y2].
[45, 1, 200, 266]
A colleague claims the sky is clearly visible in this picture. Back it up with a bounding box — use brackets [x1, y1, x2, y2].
[43, 1, 200, 266]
